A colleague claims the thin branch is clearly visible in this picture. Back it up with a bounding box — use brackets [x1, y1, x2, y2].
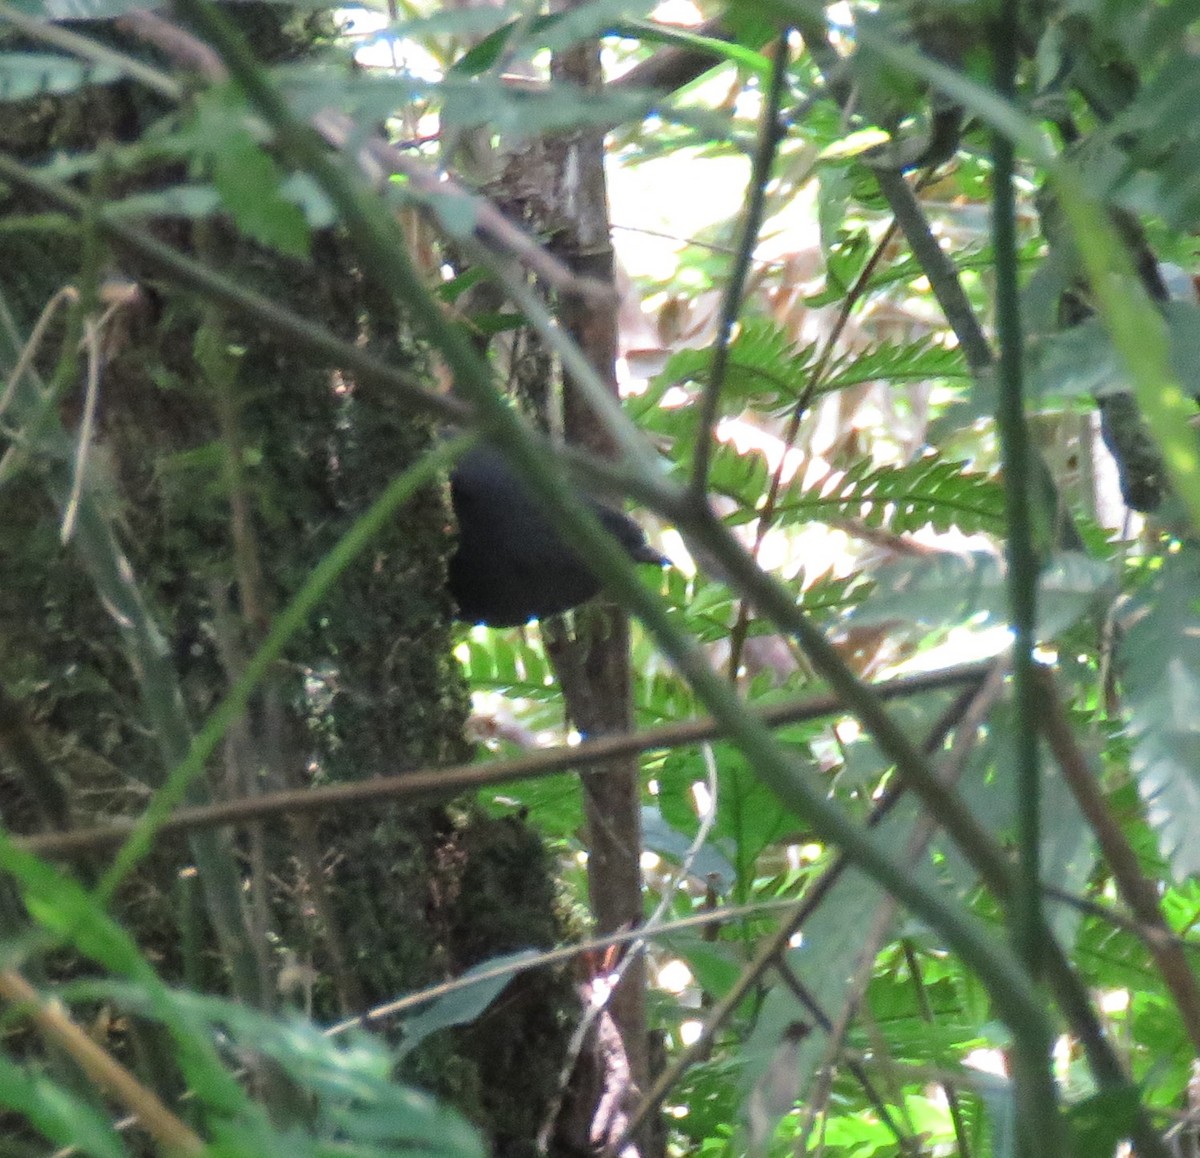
[115, 8, 224, 80]
[873, 169, 994, 371]
[990, 10, 1045, 989]
[1044, 885, 1200, 956]
[689, 33, 789, 501]
[19, 661, 991, 861]
[93, 435, 476, 898]
[725, 213, 902, 682]
[0, 2, 183, 98]
[0, 969, 205, 1156]
[326, 898, 810, 1035]
[112, 10, 615, 305]
[1038, 668, 1200, 1054]
[0, 154, 470, 429]
[613, 658, 1008, 1152]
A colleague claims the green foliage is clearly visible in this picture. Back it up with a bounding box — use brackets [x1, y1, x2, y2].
[86, 983, 488, 1158]
[643, 319, 818, 412]
[0, 51, 119, 98]
[189, 86, 312, 258]
[644, 321, 968, 417]
[657, 740, 807, 898]
[458, 633, 558, 702]
[1119, 545, 1200, 879]
[3, 0, 1200, 1155]
[774, 455, 1006, 534]
[0, 1053, 125, 1158]
[849, 550, 1114, 639]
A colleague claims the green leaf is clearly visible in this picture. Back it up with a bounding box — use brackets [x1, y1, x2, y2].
[191, 87, 312, 259]
[0, 51, 120, 99]
[774, 456, 1007, 536]
[1066, 1085, 1143, 1157]
[849, 550, 1113, 640]
[650, 319, 816, 410]
[459, 634, 557, 701]
[642, 805, 736, 890]
[396, 950, 543, 1059]
[531, 0, 655, 58]
[819, 336, 969, 392]
[211, 134, 311, 258]
[1119, 545, 1200, 879]
[450, 11, 560, 76]
[0, 1055, 124, 1158]
[615, 18, 772, 80]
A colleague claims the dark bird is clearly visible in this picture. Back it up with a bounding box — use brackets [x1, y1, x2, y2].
[448, 444, 668, 627]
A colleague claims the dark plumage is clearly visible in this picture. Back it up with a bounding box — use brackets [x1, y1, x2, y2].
[448, 444, 667, 627]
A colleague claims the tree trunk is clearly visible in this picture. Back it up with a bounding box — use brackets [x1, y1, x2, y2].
[0, 11, 572, 1154]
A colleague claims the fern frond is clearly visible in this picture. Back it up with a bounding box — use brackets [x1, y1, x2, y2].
[776, 455, 1005, 535]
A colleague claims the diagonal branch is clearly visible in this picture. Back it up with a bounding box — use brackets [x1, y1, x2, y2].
[688, 33, 789, 503]
[1038, 668, 1200, 1054]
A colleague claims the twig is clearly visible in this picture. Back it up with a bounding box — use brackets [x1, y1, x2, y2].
[611, 657, 1005, 1153]
[790, 653, 1005, 1153]
[688, 34, 789, 502]
[59, 315, 101, 544]
[19, 662, 991, 861]
[1044, 884, 1200, 955]
[0, 154, 470, 430]
[990, 14, 1045, 1006]
[116, 8, 230, 82]
[538, 744, 720, 1152]
[873, 169, 994, 371]
[1038, 667, 1200, 1054]
[0, 969, 205, 1156]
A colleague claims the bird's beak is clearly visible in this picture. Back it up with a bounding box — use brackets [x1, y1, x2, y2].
[632, 545, 671, 568]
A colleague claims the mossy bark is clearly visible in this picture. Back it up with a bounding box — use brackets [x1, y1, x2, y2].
[0, 11, 573, 1154]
